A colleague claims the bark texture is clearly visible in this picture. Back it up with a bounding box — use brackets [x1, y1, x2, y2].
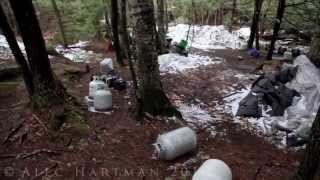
[309, 31, 320, 67]
[267, 0, 286, 60]
[131, 0, 181, 117]
[294, 106, 320, 180]
[110, 0, 124, 65]
[157, 0, 166, 53]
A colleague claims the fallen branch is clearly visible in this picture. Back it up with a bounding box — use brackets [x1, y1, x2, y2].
[32, 114, 48, 133]
[2, 119, 25, 145]
[16, 149, 60, 159]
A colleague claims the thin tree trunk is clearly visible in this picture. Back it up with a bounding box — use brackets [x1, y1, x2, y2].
[50, 0, 68, 48]
[131, 0, 181, 118]
[191, 0, 198, 24]
[157, 0, 166, 54]
[248, 0, 264, 49]
[0, 0, 17, 34]
[294, 105, 320, 180]
[121, 0, 138, 96]
[0, 4, 34, 96]
[230, 0, 237, 29]
[104, 0, 113, 40]
[119, 0, 128, 59]
[266, 0, 286, 60]
[164, 0, 168, 33]
[255, 23, 260, 50]
[9, 0, 66, 106]
[110, 0, 124, 66]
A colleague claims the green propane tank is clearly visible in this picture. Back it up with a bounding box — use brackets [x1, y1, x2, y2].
[178, 40, 188, 50]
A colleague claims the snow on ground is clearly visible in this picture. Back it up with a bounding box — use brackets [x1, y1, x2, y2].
[0, 35, 25, 60]
[177, 102, 217, 136]
[218, 55, 320, 148]
[158, 53, 222, 74]
[55, 41, 100, 63]
[167, 24, 250, 50]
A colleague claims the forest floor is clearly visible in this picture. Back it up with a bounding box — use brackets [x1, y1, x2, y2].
[0, 42, 304, 180]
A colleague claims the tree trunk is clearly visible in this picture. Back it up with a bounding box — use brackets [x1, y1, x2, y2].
[255, 23, 260, 50]
[121, 0, 138, 96]
[131, 0, 181, 118]
[309, 31, 320, 67]
[9, 0, 66, 107]
[50, 0, 68, 48]
[0, 4, 34, 96]
[104, 1, 113, 40]
[266, 0, 286, 60]
[230, 0, 237, 29]
[294, 106, 320, 180]
[157, 0, 166, 54]
[119, 0, 128, 59]
[110, 0, 124, 66]
[164, 0, 168, 33]
[248, 0, 264, 49]
[191, 0, 198, 24]
[0, 0, 17, 34]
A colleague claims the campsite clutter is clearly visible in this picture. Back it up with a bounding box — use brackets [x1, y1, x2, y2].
[85, 58, 127, 113]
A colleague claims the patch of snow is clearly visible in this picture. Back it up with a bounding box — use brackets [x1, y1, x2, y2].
[0, 35, 25, 60]
[177, 103, 217, 136]
[55, 41, 99, 62]
[167, 24, 250, 50]
[158, 53, 222, 74]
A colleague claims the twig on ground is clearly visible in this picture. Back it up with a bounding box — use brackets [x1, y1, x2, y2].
[32, 114, 48, 133]
[253, 164, 264, 180]
[16, 149, 60, 159]
[2, 119, 25, 145]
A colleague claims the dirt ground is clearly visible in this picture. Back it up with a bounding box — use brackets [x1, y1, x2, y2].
[0, 45, 305, 180]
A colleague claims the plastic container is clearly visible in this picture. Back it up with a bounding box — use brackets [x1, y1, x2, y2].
[192, 159, 232, 180]
[89, 76, 107, 98]
[100, 58, 113, 74]
[93, 86, 112, 111]
[154, 127, 197, 160]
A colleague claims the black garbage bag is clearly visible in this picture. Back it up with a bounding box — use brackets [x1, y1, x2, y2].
[238, 71, 299, 117]
[107, 75, 127, 91]
[236, 93, 262, 118]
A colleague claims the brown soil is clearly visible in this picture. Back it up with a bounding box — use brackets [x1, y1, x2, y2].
[0, 46, 304, 180]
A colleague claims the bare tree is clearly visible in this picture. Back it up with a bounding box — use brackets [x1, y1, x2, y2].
[6, 0, 68, 108]
[266, 0, 286, 60]
[50, 0, 68, 48]
[110, 0, 124, 65]
[247, 0, 264, 49]
[131, 0, 181, 117]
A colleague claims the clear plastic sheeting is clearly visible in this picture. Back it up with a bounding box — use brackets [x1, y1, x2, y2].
[275, 55, 320, 139]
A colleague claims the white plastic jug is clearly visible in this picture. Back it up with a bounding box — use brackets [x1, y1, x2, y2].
[192, 159, 232, 180]
[154, 127, 197, 160]
[100, 58, 114, 74]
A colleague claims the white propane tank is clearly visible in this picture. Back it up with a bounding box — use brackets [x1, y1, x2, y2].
[93, 86, 112, 111]
[284, 51, 292, 60]
[192, 159, 232, 180]
[100, 58, 114, 74]
[154, 127, 197, 160]
[89, 76, 107, 98]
